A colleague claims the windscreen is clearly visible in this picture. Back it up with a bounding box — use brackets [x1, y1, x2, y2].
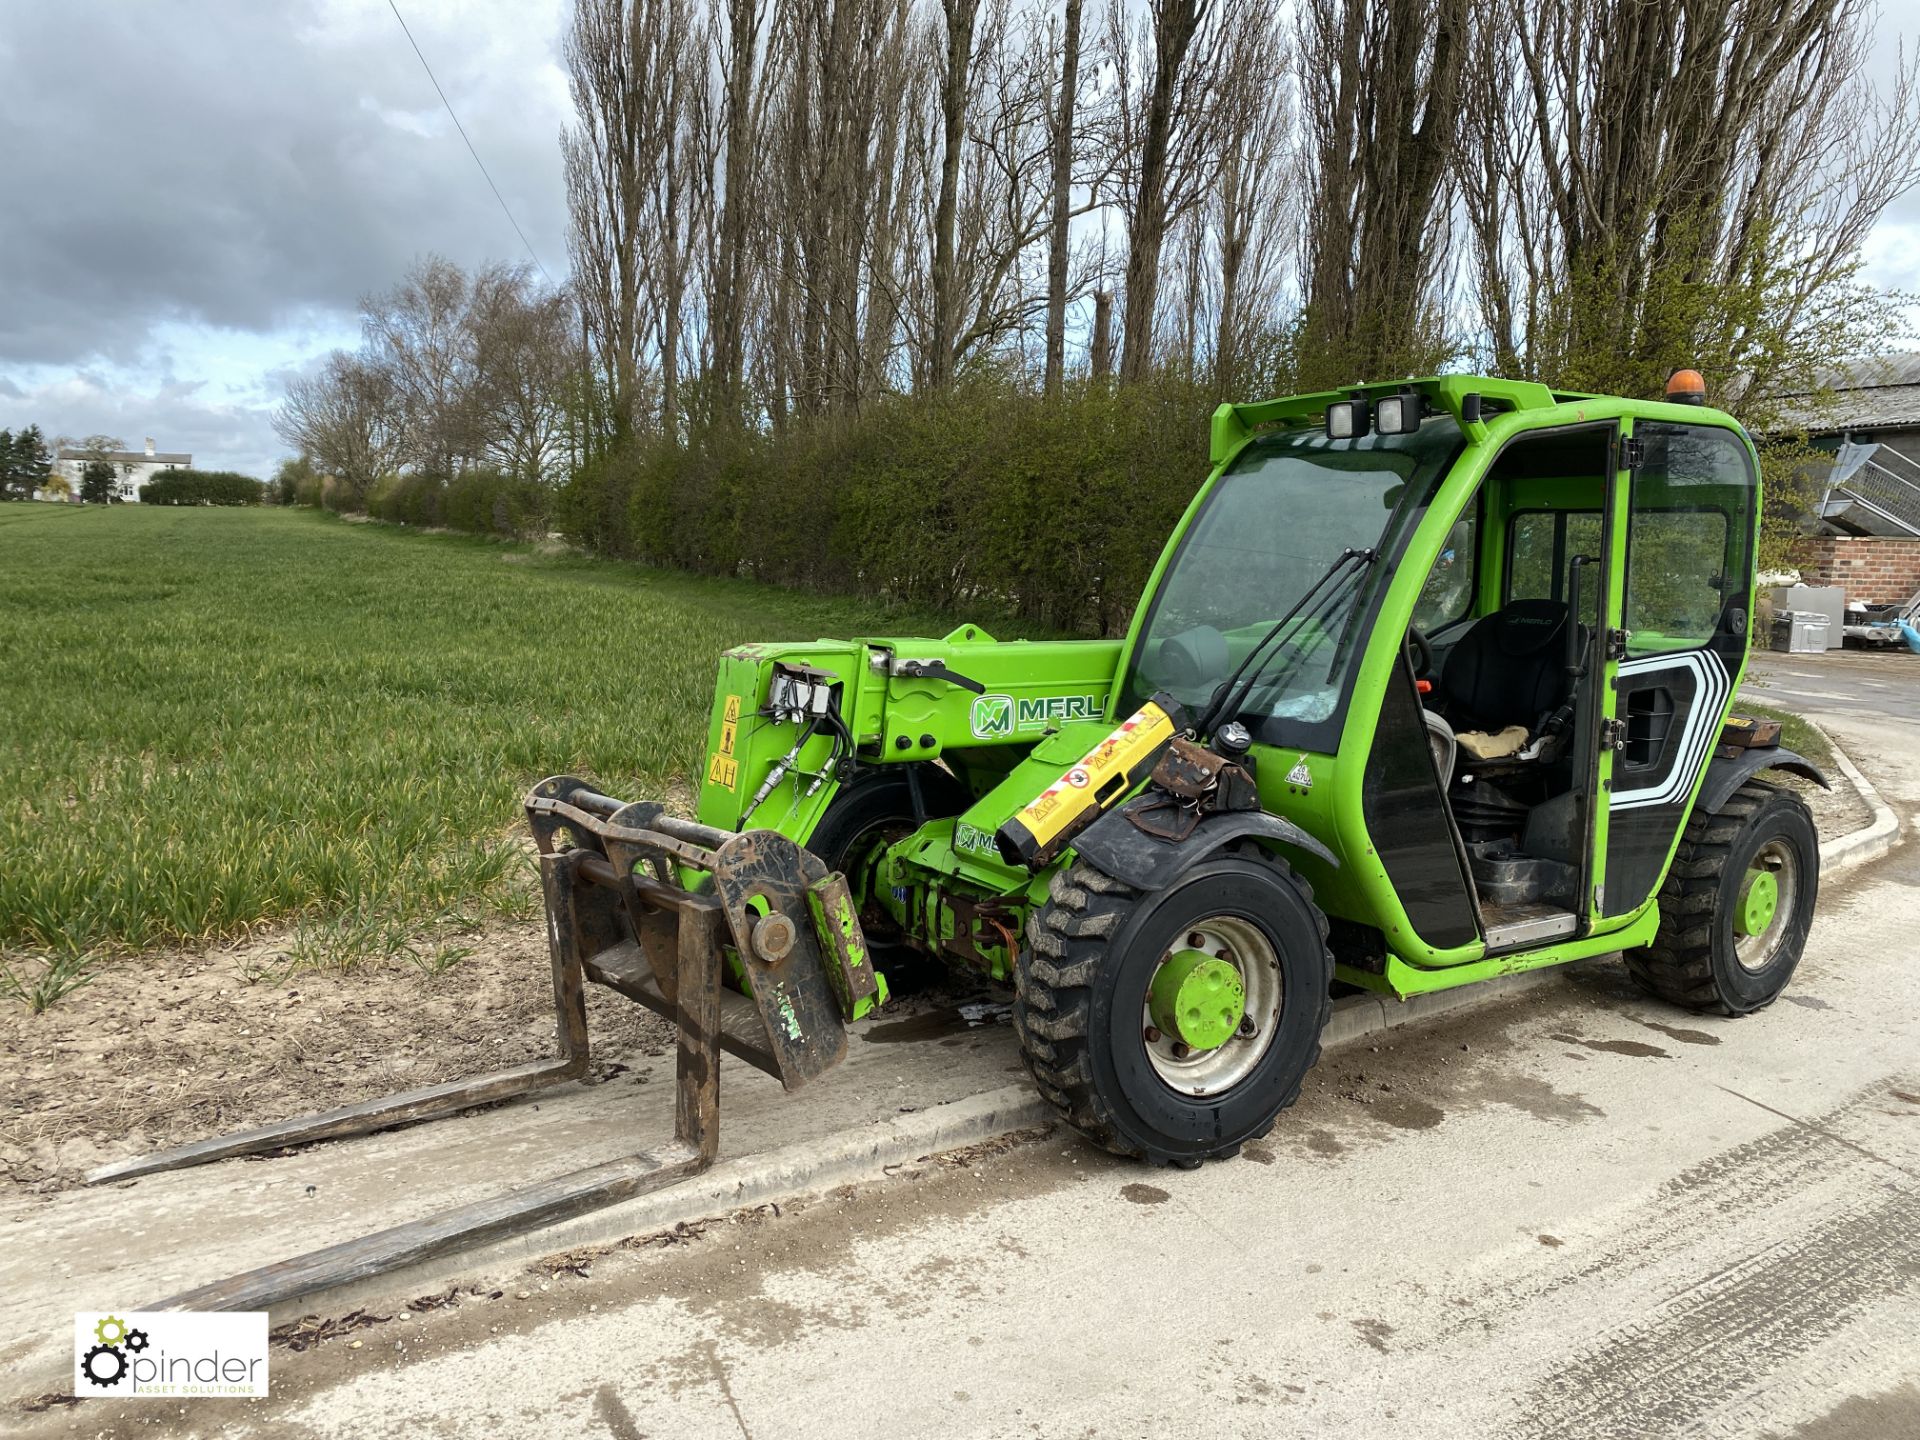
[1123, 417, 1465, 750]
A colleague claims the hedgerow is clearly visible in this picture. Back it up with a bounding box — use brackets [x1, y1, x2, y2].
[139, 469, 265, 506]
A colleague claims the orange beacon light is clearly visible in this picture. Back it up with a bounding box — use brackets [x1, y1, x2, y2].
[1665, 368, 1707, 405]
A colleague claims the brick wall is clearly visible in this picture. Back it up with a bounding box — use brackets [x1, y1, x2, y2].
[1792, 535, 1920, 605]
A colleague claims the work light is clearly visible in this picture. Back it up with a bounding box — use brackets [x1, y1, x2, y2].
[1325, 399, 1370, 439]
[1374, 393, 1422, 434]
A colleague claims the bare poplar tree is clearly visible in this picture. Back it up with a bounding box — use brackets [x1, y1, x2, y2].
[562, 0, 645, 436]
[766, 0, 920, 414]
[928, 0, 984, 389]
[709, 0, 767, 422]
[1197, 4, 1292, 396]
[562, 0, 699, 438]
[1466, 0, 1920, 418]
[1294, 0, 1470, 388]
[920, 0, 1058, 380]
[1102, 0, 1220, 385]
[1043, 0, 1083, 397]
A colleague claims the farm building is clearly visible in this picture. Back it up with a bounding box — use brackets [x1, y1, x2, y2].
[46, 437, 192, 503]
[1779, 355, 1920, 606]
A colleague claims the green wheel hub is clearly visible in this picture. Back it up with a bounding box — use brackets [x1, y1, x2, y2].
[1736, 867, 1778, 938]
[1148, 950, 1246, 1052]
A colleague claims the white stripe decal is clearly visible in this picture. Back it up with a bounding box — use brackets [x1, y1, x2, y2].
[1611, 649, 1730, 811]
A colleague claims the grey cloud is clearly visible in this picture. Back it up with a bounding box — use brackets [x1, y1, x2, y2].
[0, 1, 569, 369]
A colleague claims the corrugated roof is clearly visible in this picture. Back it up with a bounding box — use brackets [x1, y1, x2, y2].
[1776, 353, 1920, 433]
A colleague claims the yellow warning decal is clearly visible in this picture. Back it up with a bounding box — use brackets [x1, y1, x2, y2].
[719, 719, 738, 755]
[708, 753, 739, 788]
[1012, 700, 1176, 849]
[724, 694, 741, 723]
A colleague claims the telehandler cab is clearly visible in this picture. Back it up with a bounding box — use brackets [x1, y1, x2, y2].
[107, 371, 1826, 1311]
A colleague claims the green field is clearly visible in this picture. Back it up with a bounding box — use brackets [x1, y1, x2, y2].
[0, 505, 956, 1002]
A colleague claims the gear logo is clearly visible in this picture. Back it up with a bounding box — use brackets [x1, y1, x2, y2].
[80, 1316, 135, 1388]
[75, 1314, 147, 1390]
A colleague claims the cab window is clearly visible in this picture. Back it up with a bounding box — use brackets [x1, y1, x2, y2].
[1624, 425, 1754, 657]
[1412, 493, 1479, 631]
[1507, 510, 1603, 626]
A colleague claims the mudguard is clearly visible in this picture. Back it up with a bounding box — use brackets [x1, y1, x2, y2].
[1696, 745, 1830, 816]
[1071, 798, 1338, 892]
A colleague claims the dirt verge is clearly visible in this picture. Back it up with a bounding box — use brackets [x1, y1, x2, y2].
[0, 924, 674, 1193]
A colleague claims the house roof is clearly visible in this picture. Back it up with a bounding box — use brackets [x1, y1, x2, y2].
[1775, 354, 1920, 434]
[56, 448, 193, 465]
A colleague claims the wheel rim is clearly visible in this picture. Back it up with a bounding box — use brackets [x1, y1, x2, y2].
[1142, 914, 1282, 1096]
[1733, 837, 1798, 973]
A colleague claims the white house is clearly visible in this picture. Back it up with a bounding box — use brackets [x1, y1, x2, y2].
[49, 437, 192, 502]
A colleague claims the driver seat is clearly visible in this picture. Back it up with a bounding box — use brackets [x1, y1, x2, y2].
[1439, 599, 1574, 738]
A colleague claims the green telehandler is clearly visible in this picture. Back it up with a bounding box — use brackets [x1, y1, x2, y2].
[106, 371, 1827, 1311]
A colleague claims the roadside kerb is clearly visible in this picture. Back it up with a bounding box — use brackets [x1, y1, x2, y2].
[1806, 719, 1903, 873]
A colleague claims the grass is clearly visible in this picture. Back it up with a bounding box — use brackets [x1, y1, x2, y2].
[0, 505, 971, 999]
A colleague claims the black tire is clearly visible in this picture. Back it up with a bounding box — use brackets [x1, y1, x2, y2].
[1016, 847, 1333, 1166]
[1624, 777, 1819, 1016]
[806, 765, 970, 963]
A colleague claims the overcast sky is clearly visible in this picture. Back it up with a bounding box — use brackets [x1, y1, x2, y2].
[1, 0, 1917, 478]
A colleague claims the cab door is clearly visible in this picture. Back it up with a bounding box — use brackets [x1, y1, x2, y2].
[1599, 420, 1759, 918]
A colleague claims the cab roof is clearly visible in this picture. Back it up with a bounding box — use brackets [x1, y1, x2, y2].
[1209, 374, 1741, 468]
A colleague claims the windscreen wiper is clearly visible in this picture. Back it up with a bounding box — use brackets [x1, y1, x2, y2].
[1231, 560, 1377, 721]
[1195, 546, 1378, 736]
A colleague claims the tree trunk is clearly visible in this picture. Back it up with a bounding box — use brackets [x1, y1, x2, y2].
[710, 0, 762, 423]
[1119, 0, 1204, 386]
[1091, 288, 1113, 380]
[1043, 0, 1083, 398]
[929, 0, 982, 390]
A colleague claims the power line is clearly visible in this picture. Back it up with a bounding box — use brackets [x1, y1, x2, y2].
[384, 0, 553, 282]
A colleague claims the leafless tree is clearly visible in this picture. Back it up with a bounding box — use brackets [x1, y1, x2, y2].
[759, 0, 923, 415]
[708, 0, 768, 422]
[1042, 0, 1083, 397]
[1102, 0, 1221, 384]
[903, 0, 1058, 385]
[361, 255, 486, 475]
[467, 269, 580, 482]
[1167, 2, 1293, 395]
[274, 354, 404, 503]
[1293, 0, 1470, 388]
[1465, 0, 1920, 418]
[562, 0, 696, 436]
[927, 0, 984, 389]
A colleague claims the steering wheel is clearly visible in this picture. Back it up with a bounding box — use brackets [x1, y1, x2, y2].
[1404, 624, 1433, 679]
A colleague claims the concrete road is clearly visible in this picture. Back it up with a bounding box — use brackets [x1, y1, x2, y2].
[1743, 644, 1920, 723]
[22, 688, 1920, 1440]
